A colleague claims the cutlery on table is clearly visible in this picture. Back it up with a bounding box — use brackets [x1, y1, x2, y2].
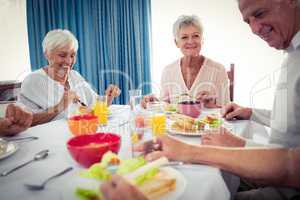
[1, 136, 39, 142]
[0, 149, 49, 177]
[24, 166, 73, 191]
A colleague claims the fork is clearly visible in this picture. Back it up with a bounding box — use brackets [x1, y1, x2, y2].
[24, 166, 73, 191]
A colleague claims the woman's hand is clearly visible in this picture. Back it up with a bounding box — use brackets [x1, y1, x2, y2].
[101, 175, 148, 200]
[58, 90, 80, 111]
[105, 84, 121, 105]
[196, 91, 219, 108]
[221, 102, 252, 120]
[0, 104, 33, 136]
[140, 94, 159, 109]
[201, 127, 246, 147]
[134, 135, 190, 162]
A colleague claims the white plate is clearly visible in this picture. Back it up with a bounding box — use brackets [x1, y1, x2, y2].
[168, 128, 203, 137]
[167, 121, 203, 137]
[0, 141, 19, 160]
[64, 167, 186, 200]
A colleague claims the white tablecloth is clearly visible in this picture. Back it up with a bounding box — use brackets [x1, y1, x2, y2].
[0, 105, 250, 200]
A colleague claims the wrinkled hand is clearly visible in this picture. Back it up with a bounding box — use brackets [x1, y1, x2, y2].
[134, 135, 189, 162]
[59, 90, 80, 110]
[201, 127, 246, 147]
[101, 175, 148, 200]
[140, 94, 159, 109]
[0, 104, 33, 136]
[105, 84, 121, 105]
[196, 91, 219, 108]
[221, 102, 252, 120]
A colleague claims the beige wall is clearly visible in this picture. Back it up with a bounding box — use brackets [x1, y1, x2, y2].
[0, 0, 31, 81]
[151, 0, 284, 109]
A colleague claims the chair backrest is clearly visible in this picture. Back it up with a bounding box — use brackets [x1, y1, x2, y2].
[227, 63, 234, 101]
[0, 81, 22, 101]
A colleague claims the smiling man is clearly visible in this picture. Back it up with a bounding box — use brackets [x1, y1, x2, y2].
[203, 0, 300, 148]
[239, 0, 299, 50]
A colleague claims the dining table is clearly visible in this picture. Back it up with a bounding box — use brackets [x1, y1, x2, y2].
[0, 105, 253, 200]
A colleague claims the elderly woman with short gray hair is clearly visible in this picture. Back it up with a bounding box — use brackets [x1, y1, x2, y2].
[142, 15, 230, 108]
[20, 29, 120, 125]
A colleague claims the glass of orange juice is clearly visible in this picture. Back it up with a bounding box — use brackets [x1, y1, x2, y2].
[93, 95, 109, 126]
[151, 113, 166, 136]
[147, 102, 167, 136]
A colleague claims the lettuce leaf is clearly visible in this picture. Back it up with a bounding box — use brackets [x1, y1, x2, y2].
[134, 167, 159, 186]
[100, 151, 120, 168]
[76, 188, 103, 200]
[116, 157, 146, 175]
[80, 163, 112, 180]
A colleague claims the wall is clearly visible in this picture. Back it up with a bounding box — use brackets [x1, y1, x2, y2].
[151, 0, 284, 109]
[0, 0, 31, 81]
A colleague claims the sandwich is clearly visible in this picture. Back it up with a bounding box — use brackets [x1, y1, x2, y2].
[76, 154, 177, 200]
[169, 113, 205, 133]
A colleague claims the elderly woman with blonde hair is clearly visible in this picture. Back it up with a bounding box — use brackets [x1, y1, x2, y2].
[142, 15, 230, 108]
[20, 29, 120, 125]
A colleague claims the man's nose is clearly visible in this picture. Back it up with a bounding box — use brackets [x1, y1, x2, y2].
[249, 17, 262, 35]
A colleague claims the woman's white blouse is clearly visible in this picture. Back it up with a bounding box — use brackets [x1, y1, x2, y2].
[20, 69, 98, 121]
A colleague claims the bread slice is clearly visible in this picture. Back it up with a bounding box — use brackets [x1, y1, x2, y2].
[138, 169, 176, 200]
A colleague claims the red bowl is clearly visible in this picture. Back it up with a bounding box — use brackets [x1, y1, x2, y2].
[67, 133, 121, 168]
[177, 101, 202, 118]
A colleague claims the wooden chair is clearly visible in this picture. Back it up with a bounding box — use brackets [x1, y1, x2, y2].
[227, 63, 234, 101]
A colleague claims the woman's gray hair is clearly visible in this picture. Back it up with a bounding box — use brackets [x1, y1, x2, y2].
[173, 15, 204, 41]
[42, 29, 79, 53]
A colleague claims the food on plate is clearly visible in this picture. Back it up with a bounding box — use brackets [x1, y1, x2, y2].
[100, 151, 121, 167]
[138, 169, 176, 199]
[169, 113, 205, 133]
[164, 103, 177, 113]
[201, 114, 222, 128]
[76, 153, 177, 200]
[0, 139, 7, 155]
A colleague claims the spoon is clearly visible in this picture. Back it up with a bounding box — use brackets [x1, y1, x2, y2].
[0, 149, 49, 177]
[24, 166, 73, 191]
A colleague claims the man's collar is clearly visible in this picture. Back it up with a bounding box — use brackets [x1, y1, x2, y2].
[287, 31, 300, 51]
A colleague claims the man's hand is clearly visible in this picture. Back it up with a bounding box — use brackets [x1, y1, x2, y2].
[221, 102, 252, 120]
[201, 127, 246, 147]
[101, 175, 148, 200]
[140, 94, 159, 109]
[0, 104, 33, 136]
[134, 135, 189, 162]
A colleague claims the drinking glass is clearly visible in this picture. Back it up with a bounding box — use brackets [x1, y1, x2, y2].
[129, 89, 142, 113]
[93, 95, 108, 126]
[130, 114, 145, 157]
[146, 102, 167, 136]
